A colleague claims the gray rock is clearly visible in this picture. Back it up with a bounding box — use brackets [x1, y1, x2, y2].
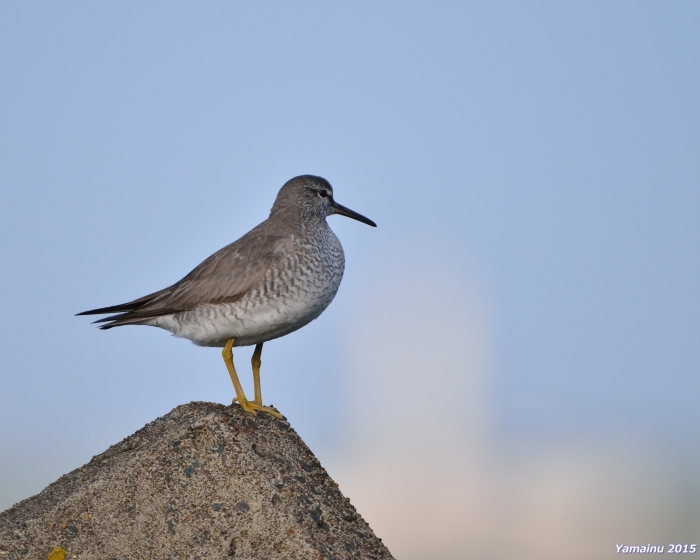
[0, 402, 394, 560]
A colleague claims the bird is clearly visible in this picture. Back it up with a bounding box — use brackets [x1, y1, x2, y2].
[78, 175, 376, 419]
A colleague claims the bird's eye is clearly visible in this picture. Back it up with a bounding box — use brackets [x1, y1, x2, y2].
[318, 189, 328, 198]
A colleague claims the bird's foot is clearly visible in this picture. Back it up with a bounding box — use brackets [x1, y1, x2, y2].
[247, 402, 285, 419]
[232, 397, 258, 416]
[232, 398, 284, 420]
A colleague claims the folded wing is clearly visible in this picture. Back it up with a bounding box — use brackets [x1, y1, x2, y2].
[78, 229, 290, 329]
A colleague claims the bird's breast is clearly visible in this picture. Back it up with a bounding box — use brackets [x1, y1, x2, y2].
[251, 229, 345, 325]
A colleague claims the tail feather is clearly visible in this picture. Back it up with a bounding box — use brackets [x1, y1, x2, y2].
[92, 307, 179, 329]
[77, 287, 177, 329]
[76, 287, 170, 317]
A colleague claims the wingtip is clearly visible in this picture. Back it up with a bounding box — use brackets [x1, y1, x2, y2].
[77, 308, 111, 316]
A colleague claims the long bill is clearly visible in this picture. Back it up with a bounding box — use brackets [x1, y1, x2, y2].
[330, 199, 377, 227]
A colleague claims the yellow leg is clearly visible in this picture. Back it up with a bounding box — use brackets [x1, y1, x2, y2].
[222, 339, 283, 419]
[222, 338, 256, 415]
[252, 343, 263, 406]
[245, 342, 284, 419]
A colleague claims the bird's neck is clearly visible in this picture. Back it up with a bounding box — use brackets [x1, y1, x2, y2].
[268, 204, 328, 235]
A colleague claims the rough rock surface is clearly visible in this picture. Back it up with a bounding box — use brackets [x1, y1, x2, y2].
[0, 402, 394, 560]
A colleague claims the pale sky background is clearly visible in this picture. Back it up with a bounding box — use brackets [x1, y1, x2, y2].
[1, 2, 699, 559]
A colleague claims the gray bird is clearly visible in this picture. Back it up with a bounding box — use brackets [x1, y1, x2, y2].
[78, 175, 376, 419]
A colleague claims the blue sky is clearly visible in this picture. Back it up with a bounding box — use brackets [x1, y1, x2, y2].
[1, 3, 699, 558]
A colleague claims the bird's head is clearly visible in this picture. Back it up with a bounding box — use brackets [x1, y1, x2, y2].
[271, 175, 376, 227]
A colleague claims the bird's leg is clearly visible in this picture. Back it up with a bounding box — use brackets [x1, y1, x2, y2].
[246, 342, 284, 419]
[252, 343, 263, 406]
[222, 339, 257, 415]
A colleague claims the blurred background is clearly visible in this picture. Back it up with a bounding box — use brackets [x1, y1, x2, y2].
[1, 2, 698, 558]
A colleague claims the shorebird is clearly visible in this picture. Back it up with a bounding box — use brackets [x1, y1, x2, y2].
[78, 175, 376, 419]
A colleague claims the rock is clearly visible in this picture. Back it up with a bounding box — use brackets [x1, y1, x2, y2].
[0, 402, 394, 560]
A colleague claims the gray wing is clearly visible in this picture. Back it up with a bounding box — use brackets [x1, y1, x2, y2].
[79, 226, 292, 328]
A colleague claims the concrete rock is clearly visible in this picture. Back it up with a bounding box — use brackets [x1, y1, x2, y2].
[0, 402, 394, 560]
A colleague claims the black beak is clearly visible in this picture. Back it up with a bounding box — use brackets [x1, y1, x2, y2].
[330, 199, 377, 227]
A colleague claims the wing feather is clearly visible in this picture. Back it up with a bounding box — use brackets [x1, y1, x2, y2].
[79, 224, 293, 329]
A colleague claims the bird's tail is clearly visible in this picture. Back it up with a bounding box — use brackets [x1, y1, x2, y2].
[77, 287, 174, 329]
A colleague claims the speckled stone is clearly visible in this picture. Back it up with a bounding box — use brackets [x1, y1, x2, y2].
[0, 402, 394, 560]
